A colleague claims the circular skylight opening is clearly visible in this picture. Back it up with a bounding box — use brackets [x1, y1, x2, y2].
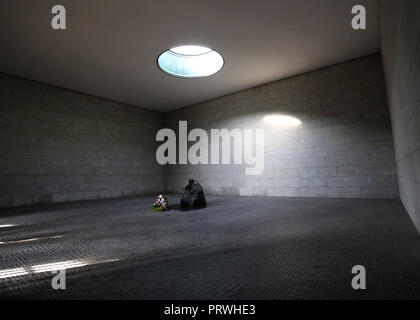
[169, 45, 212, 56]
[158, 45, 224, 78]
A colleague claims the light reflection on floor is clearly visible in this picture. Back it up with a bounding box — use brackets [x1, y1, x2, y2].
[0, 258, 121, 280]
[0, 267, 29, 279]
[0, 223, 121, 280]
[0, 235, 64, 245]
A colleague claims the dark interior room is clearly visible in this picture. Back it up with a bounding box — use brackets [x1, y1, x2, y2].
[0, 0, 419, 303]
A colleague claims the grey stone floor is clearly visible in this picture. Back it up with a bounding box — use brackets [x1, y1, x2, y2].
[0, 195, 420, 299]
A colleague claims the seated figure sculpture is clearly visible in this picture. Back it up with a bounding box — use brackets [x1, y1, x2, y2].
[180, 179, 207, 210]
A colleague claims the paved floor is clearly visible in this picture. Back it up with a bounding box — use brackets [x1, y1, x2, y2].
[0, 195, 420, 299]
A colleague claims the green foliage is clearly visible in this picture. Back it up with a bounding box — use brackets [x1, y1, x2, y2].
[151, 204, 165, 212]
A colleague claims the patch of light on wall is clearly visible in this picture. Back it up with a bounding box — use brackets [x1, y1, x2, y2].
[263, 115, 302, 127]
[158, 45, 224, 78]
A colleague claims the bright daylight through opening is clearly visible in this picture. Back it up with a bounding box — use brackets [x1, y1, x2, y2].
[158, 45, 224, 78]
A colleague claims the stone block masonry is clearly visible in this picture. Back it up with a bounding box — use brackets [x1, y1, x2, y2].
[379, 0, 420, 231]
[0, 53, 400, 207]
[165, 53, 399, 199]
[0, 73, 165, 207]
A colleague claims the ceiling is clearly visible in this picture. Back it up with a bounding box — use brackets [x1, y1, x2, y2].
[0, 0, 379, 112]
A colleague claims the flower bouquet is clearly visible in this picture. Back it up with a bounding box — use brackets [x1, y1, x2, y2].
[152, 194, 168, 212]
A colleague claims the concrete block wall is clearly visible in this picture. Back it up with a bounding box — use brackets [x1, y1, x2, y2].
[0, 73, 165, 207]
[379, 1, 420, 231]
[165, 54, 399, 199]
